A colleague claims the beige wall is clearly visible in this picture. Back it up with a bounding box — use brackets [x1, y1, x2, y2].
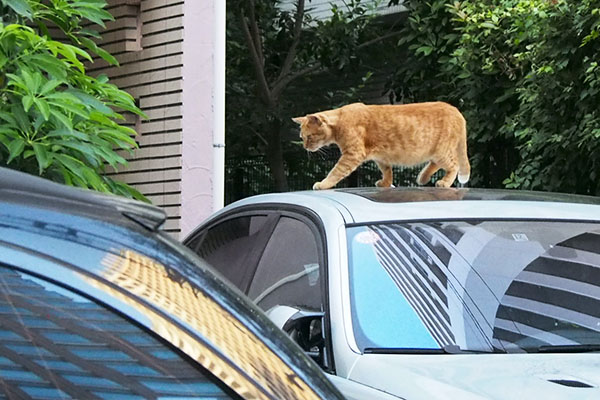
[92, 0, 218, 239]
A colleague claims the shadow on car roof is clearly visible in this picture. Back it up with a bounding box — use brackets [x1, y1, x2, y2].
[334, 187, 600, 205]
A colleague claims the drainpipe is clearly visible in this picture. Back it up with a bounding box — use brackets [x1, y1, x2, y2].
[212, 0, 226, 212]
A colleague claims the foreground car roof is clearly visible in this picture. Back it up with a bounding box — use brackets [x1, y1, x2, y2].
[227, 187, 600, 224]
[0, 166, 166, 230]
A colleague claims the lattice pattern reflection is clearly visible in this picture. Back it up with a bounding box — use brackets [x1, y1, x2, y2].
[0, 266, 230, 399]
[99, 250, 321, 400]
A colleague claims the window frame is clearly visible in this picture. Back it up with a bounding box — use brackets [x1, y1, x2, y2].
[185, 204, 336, 373]
[185, 211, 279, 293]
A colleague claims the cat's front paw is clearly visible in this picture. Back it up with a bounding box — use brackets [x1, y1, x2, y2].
[313, 181, 324, 190]
[376, 179, 393, 188]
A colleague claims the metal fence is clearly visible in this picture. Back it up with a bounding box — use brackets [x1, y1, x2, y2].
[225, 151, 440, 204]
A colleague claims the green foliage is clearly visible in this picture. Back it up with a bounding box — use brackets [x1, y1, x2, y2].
[0, 0, 147, 201]
[227, 0, 396, 193]
[393, 0, 600, 194]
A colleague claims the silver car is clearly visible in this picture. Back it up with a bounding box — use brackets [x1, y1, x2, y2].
[184, 187, 600, 400]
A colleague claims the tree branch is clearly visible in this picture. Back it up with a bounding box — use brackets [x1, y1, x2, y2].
[271, 63, 321, 100]
[247, 0, 264, 65]
[275, 0, 305, 85]
[250, 127, 269, 146]
[357, 30, 403, 50]
[238, 7, 273, 106]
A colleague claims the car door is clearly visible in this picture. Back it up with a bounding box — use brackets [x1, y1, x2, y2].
[185, 208, 334, 371]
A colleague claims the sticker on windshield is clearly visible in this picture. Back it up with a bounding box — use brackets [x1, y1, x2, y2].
[355, 230, 381, 244]
[512, 233, 529, 242]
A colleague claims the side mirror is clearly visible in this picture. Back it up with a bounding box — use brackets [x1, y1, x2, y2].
[267, 306, 327, 367]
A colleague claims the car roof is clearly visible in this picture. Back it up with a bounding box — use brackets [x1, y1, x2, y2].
[227, 187, 600, 224]
[0, 167, 166, 230]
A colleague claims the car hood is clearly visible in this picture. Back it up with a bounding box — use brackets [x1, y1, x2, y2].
[348, 353, 600, 399]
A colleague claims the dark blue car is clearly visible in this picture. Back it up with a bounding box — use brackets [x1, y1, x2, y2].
[0, 167, 344, 400]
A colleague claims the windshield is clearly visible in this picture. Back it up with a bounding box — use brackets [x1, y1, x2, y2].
[347, 220, 600, 353]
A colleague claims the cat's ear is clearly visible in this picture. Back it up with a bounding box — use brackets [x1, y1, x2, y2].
[292, 116, 306, 125]
[307, 115, 322, 126]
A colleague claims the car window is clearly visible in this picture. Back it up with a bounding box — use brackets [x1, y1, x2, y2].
[191, 215, 272, 289]
[247, 216, 322, 312]
[0, 264, 236, 399]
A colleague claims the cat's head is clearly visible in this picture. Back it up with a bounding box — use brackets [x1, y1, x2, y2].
[292, 114, 334, 151]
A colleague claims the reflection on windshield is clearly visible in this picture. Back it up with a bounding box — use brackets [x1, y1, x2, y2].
[96, 249, 322, 400]
[347, 221, 600, 353]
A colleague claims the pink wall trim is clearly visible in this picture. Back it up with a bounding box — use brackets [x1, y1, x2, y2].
[180, 0, 215, 238]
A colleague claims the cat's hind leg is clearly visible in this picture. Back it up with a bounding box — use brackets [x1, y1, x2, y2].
[375, 161, 393, 187]
[457, 138, 471, 184]
[417, 161, 440, 185]
[434, 158, 459, 188]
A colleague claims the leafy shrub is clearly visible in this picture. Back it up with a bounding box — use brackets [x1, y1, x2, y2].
[0, 0, 147, 200]
[393, 0, 600, 194]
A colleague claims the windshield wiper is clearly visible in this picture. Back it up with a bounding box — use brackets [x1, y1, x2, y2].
[535, 344, 600, 353]
[364, 345, 466, 354]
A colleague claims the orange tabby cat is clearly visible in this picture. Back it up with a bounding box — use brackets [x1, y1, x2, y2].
[292, 101, 470, 190]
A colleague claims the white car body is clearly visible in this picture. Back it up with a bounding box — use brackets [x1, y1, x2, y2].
[185, 187, 600, 399]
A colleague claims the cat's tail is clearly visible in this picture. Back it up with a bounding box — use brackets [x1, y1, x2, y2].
[457, 125, 470, 184]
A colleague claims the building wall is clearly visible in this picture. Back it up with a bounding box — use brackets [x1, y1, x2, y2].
[91, 0, 217, 239]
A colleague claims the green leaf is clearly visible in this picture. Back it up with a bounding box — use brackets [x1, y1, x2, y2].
[50, 109, 73, 130]
[12, 104, 30, 132]
[54, 154, 86, 180]
[47, 101, 89, 119]
[480, 22, 498, 30]
[54, 140, 101, 161]
[0, 51, 8, 70]
[81, 167, 108, 191]
[6, 73, 27, 91]
[46, 92, 82, 103]
[0, 128, 19, 142]
[7, 137, 25, 164]
[69, 45, 93, 63]
[79, 37, 118, 66]
[32, 143, 50, 173]
[22, 95, 34, 112]
[20, 69, 37, 93]
[2, 0, 33, 19]
[33, 98, 51, 120]
[96, 74, 109, 84]
[45, 129, 88, 140]
[416, 46, 433, 56]
[66, 89, 113, 115]
[28, 54, 68, 80]
[53, 43, 85, 72]
[40, 79, 63, 95]
[0, 111, 18, 128]
[98, 128, 138, 147]
[75, 6, 114, 28]
[94, 46, 118, 66]
[78, 28, 102, 39]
